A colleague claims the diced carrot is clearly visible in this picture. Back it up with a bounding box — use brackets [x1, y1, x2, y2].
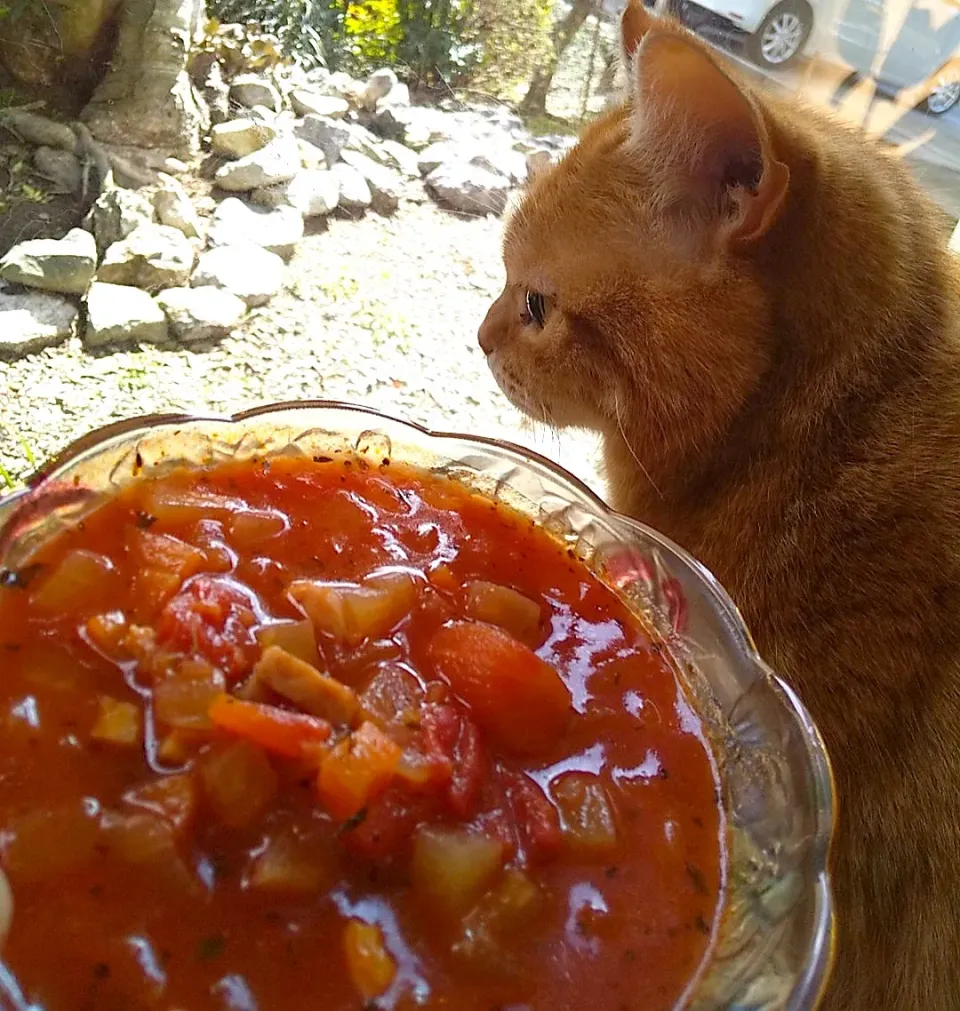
[255, 619, 321, 669]
[317, 721, 402, 821]
[86, 612, 129, 659]
[29, 550, 118, 614]
[199, 740, 278, 828]
[427, 564, 458, 595]
[253, 646, 360, 726]
[343, 920, 396, 1002]
[289, 571, 416, 647]
[427, 621, 571, 755]
[123, 773, 197, 837]
[90, 695, 142, 747]
[464, 581, 543, 647]
[209, 693, 332, 760]
[128, 528, 208, 619]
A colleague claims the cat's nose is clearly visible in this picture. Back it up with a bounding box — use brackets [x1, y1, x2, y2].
[478, 304, 505, 356]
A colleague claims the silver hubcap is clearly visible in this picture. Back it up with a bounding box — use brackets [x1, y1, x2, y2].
[927, 79, 960, 114]
[760, 12, 804, 65]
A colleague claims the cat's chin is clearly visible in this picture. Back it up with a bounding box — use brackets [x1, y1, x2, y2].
[487, 360, 550, 424]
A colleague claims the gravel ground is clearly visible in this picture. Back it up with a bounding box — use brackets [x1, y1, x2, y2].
[0, 201, 605, 499]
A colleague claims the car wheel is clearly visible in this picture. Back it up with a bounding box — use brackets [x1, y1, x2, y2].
[923, 77, 960, 116]
[747, 2, 813, 69]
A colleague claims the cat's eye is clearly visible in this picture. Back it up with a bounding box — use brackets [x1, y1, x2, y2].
[525, 290, 547, 328]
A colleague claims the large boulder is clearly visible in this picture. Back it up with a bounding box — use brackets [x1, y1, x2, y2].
[83, 189, 156, 254]
[156, 286, 246, 343]
[471, 149, 528, 186]
[33, 147, 82, 194]
[0, 228, 97, 295]
[250, 171, 340, 218]
[85, 282, 168, 346]
[379, 140, 420, 179]
[330, 164, 372, 212]
[214, 136, 300, 192]
[290, 90, 350, 119]
[191, 244, 284, 308]
[98, 224, 196, 291]
[208, 198, 304, 260]
[153, 174, 201, 238]
[230, 75, 282, 112]
[338, 151, 401, 216]
[426, 162, 511, 215]
[210, 119, 277, 159]
[0, 290, 77, 359]
[373, 105, 450, 149]
[0, 110, 77, 153]
[294, 115, 350, 167]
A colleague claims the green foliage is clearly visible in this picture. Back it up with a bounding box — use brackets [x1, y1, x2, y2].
[462, 0, 553, 97]
[206, 0, 332, 68]
[343, 0, 402, 67]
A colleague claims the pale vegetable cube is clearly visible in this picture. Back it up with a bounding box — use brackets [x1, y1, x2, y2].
[123, 773, 197, 836]
[227, 509, 288, 546]
[129, 529, 207, 616]
[553, 773, 618, 854]
[464, 581, 542, 647]
[138, 484, 246, 524]
[0, 866, 12, 949]
[253, 646, 359, 725]
[153, 659, 226, 730]
[103, 811, 177, 864]
[255, 619, 321, 669]
[29, 550, 118, 614]
[91, 695, 142, 747]
[3, 801, 101, 883]
[199, 740, 278, 828]
[289, 572, 416, 647]
[343, 920, 396, 1002]
[453, 868, 543, 970]
[360, 665, 423, 725]
[411, 827, 505, 916]
[246, 830, 329, 894]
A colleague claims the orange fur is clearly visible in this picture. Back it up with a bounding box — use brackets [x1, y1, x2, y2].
[478, 4, 960, 1008]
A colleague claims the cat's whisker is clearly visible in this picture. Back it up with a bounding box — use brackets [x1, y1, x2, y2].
[614, 389, 663, 500]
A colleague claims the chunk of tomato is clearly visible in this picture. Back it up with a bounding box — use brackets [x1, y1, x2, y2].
[340, 784, 436, 862]
[421, 703, 485, 818]
[156, 575, 262, 680]
[504, 771, 562, 863]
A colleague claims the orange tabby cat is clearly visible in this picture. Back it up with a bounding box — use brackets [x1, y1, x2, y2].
[478, 4, 960, 1008]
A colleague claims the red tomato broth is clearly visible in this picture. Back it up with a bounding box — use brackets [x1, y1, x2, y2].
[0, 456, 724, 1011]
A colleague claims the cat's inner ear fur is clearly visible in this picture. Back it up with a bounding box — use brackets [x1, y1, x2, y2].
[620, 4, 789, 245]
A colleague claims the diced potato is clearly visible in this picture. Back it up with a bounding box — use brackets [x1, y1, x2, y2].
[453, 868, 544, 970]
[428, 564, 458, 595]
[0, 865, 12, 949]
[3, 801, 101, 883]
[411, 827, 505, 917]
[90, 695, 142, 747]
[360, 665, 424, 725]
[29, 550, 118, 614]
[103, 811, 178, 865]
[343, 919, 396, 1002]
[464, 581, 542, 647]
[123, 773, 197, 836]
[154, 659, 226, 730]
[255, 619, 321, 669]
[18, 641, 88, 692]
[317, 721, 402, 821]
[246, 830, 330, 894]
[138, 484, 247, 524]
[552, 773, 618, 854]
[128, 529, 208, 618]
[253, 646, 359, 725]
[155, 728, 211, 766]
[86, 612, 129, 659]
[227, 509, 288, 546]
[289, 571, 417, 647]
[199, 740, 278, 828]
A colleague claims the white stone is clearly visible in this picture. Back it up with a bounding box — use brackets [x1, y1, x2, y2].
[0, 291, 77, 358]
[418, 141, 468, 177]
[294, 115, 349, 167]
[98, 224, 196, 291]
[338, 150, 401, 215]
[191, 244, 284, 308]
[247, 105, 276, 124]
[83, 188, 156, 254]
[290, 90, 350, 119]
[330, 163, 371, 211]
[297, 138, 326, 171]
[426, 162, 511, 215]
[250, 171, 340, 218]
[210, 118, 277, 159]
[155, 286, 246, 343]
[471, 149, 527, 186]
[230, 75, 282, 112]
[153, 173, 201, 238]
[85, 282, 168, 346]
[0, 228, 97, 295]
[379, 139, 420, 178]
[33, 146, 82, 193]
[214, 136, 300, 192]
[208, 198, 304, 260]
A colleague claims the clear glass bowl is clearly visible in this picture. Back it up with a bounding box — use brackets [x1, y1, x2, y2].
[0, 401, 835, 1011]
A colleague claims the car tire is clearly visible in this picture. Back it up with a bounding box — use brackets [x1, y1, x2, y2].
[746, 1, 813, 70]
[922, 78, 960, 116]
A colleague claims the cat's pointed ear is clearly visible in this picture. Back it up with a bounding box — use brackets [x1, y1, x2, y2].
[630, 31, 789, 244]
[621, 0, 655, 63]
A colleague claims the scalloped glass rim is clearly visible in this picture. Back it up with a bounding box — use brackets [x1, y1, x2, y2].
[0, 400, 836, 1010]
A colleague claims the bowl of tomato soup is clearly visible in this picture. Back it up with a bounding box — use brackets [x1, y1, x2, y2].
[0, 402, 834, 1011]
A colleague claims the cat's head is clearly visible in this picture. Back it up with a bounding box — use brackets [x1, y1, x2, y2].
[479, 1, 792, 479]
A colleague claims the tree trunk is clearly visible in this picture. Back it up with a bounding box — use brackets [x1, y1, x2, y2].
[81, 0, 207, 157]
[520, 0, 595, 116]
